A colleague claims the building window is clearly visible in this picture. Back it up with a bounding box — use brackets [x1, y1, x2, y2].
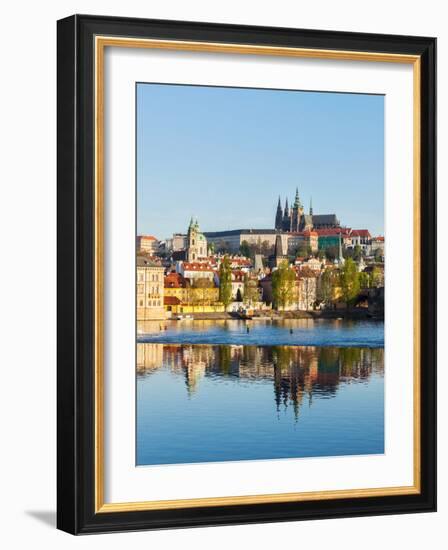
[139, 300, 143, 306]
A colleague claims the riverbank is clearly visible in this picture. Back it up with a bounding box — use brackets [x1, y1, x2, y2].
[176, 309, 383, 321]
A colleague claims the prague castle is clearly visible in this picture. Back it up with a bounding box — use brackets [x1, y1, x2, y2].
[201, 188, 341, 254]
[275, 188, 340, 232]
[159, 188, 367, 259]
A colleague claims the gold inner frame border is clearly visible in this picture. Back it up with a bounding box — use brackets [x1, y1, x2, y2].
[94, 36, 421, 513]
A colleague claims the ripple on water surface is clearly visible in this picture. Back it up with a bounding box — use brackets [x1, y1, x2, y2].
[137, 319, 384, 348]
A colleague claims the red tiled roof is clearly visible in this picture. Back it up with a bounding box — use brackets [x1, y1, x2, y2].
[230, 258, 251, 265]
[164, 296, 181, 306]
[315, 228, 352, 237]
[182, 262, 214, 271]
[294, 266, 319, 278]
[137, 235, 157, 241]
[164, 273, 188, 288]
[373, 236, 385, 242]
[351, 229, 371, 238]
[231, 270, 245, 282]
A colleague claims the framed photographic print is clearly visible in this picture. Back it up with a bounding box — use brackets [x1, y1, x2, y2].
[57, 15, 436, 534]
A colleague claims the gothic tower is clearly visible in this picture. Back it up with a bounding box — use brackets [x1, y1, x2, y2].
[290, 188, 304, 232]
[275, 196, 283, 230]
[282, 198, 290, 232]
[273, 233, 288, 268]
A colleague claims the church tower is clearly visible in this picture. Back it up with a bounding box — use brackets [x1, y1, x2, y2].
[275, 196, 283, 230]
[187, 218, 207, 262]
[290, 188, 304, 232]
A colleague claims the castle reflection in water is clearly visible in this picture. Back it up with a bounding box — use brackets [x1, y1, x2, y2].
[137, 343, 384, 416]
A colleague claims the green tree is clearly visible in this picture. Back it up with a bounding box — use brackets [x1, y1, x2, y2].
[192, 278, 214, 310]
[218, 256, 233, 310]
[243, 273, 259, 305]
[324, 245, 338, 261]
[317, 268, 335, 306]
[358, 271, 370, 289]
[374, 248, 383, 262]
[239, 240, 251, 258]
[217, 240, 230, 254]
[340, 258, 360, 307]
[272, 261, 296, 310]
[296, 244, 310, 258]
[260, 240, 274, 257]
[371, 266, 383, 288]
[353, 244, 362, 262]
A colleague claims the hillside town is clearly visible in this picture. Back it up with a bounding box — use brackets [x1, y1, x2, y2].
[137, 189, 385, 321]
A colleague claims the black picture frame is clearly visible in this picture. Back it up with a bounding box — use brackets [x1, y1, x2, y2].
[57, 14, 436, 534]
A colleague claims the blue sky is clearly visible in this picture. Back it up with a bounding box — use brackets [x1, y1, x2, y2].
[137, 83, 384, 239]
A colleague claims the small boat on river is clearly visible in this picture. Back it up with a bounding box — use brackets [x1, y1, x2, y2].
[235, 307, 254, 320]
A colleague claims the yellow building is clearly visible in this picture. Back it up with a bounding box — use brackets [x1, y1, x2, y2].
[164, 302, 226, 315]
[164, 272, 189, 302]
[136, 257, 166, 320]
[164, 271, 220, 312]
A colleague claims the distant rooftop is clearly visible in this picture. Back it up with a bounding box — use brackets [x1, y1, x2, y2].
[311, 214, 340, 226]
[204, 229, 277, 237]
[137, 235, 157, 241]
[137, 256, 163, 268]
[182, 262, 215, 271]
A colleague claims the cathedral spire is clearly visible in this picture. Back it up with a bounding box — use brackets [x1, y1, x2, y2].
[294, 187, 301, 209]
[309, 197, 313, 216]
[275, 196, 283, 230]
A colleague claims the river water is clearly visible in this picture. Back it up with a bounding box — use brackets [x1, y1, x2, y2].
[137, 320, 384, 466]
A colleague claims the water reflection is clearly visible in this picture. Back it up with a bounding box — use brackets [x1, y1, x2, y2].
[137, 343, 383, 416]
[137, 318, 384, 348]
